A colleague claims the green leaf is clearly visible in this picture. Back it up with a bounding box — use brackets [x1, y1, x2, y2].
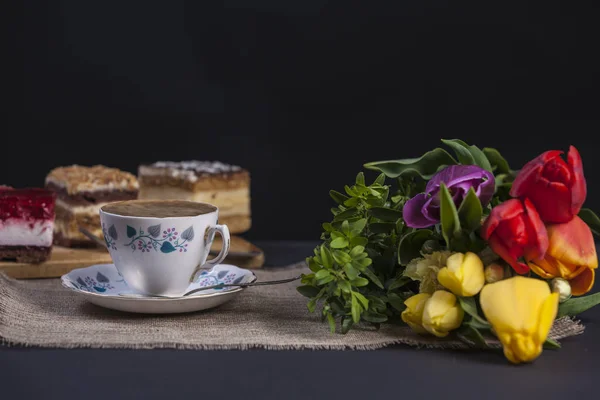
[341, 317, 353, 334]
[341, 220, 351, 236]
[369, 207, 403, 222]
[557, 292, 600, 317]
[397, 229, 435, 265]
[387, 276, 411, 292]
[442, 139, 475, 165]
[330, 237, 349, 249]
[344, 263, 359, 280]
[333, 207, 358, 222]
[353, 291, 369, 310]
[338, 280, 351, 293]
[316, 275, 335, 285]
[329, 190, 349, 205]
[544, 337, 561, 349]
[440, 183, 461, 249]
[457, 187, 483, 231]
[307, 258, 321, 272]
[160, 241, 176, 253]
[483, 147, 510, 174]
[362, 311, 388, 323]
[352, 258, 372, 270]
[351, 294, 361, 323]
[332, 250, 352, 265]
[327, 312, 336, 333]
[442, 139, 492, 172]
[315, 269, 331, 280]
[126, 225, 136, 238]
[350, 277, 369, 287]
[457, 325, 488, 349]
[361, 268, 384, 289]
[373, 173, 386, 185]
[369, 222, 396, 234]
[297, 285, 321, 298]
[350, 237, 368, 247]
[349, 245, 365, 257]
[356, 172, 365, 185]
[320, 246, 333, 269]
[307, 298, 317, 312]
[364, 148, 458, 179]
[350, 218, 367, 235]
[458, 297, 490, 327]
[387, 293, 406, 312]
[579, 208, 600, 237]
[322, 222, 334, 232]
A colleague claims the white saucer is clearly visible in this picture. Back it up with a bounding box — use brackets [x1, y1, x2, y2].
[61, 263, 256, 314]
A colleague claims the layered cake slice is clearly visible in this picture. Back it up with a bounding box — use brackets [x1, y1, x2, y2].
[138, 161, 251, 233]
[45, 165, 139, 247]
[0, 186, 56, 262]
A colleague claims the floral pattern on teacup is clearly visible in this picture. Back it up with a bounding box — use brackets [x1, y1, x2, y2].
[102, 223, 196, 254]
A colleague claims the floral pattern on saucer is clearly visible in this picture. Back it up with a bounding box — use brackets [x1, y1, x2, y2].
[62, 263, 256, 297]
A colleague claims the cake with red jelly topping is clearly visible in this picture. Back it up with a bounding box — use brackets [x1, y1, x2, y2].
[0, 187, 56, 263]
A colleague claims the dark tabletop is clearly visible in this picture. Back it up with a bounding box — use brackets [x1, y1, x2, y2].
[1, 241, 598, 400]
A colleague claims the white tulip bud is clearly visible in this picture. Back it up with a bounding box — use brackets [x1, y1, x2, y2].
[484, 263, 505, 284]
[551, 278, 572, 303]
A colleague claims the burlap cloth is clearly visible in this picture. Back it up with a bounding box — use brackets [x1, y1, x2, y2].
[0, 263, 584, 350]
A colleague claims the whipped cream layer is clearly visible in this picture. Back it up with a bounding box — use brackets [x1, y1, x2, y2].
[56, 199, 107, 215]
[0, 218, 54, 246]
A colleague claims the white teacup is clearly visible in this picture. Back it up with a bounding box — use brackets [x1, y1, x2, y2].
[99, 200, 230, 297]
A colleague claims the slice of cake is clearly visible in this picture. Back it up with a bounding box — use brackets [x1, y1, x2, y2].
[45, 165, 139, 247]
[0, 187, 56, 263]
[138, 161, 251, 233]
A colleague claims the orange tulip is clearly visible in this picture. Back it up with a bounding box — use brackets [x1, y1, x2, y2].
[527, 216, 598, 296]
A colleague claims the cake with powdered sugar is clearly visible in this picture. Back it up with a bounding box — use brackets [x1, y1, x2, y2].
[45, 165, 139, 247]
[137, 161, 251, 234]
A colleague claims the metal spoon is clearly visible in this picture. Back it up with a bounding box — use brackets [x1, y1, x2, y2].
[118, 275, 303, 299]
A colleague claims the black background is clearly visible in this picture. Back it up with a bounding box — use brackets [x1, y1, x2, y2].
[6, 1, 600, 240]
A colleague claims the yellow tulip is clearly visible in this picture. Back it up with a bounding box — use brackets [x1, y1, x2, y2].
[437, 252, 485, 297]
[480, 276, 559, 364]
[422, 290, 464, 337]
[527, 216, 598, 296]
[401, 293, 431, 334]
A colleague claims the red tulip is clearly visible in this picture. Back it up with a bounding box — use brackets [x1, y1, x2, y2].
[510, 146, 586, 223]
[481, 199, 549, 274]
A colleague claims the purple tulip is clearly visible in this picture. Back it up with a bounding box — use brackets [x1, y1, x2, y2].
[403, 165, 495, 228]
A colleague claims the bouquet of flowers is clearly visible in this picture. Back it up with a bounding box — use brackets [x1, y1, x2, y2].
[298, 139, 600, 364]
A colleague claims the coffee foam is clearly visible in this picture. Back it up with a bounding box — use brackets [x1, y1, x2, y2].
[101, 200, 216, 218]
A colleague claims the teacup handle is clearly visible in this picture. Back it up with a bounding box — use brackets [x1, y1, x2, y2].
[190, 224, 230, 282]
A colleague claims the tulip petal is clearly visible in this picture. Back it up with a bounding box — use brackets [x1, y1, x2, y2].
[403, 193, 438, 228]
[535, 293, 559, 345]
[568, 146, 587, 216]
[522, 198, 549, 260]
[546, 216, 598, 270]
[487, 234, 530, 274]
[528, 257, 560, 279]
[437, 267, 463, 296]
[480, 276, 551, 335]
[526, 180, 573, 223]
[481, 199, 524, 240]
[570, 268, 595, 296]
[510, 150, 563, 198]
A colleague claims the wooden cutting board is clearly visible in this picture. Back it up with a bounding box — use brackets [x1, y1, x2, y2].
[0, 236, 264, 279]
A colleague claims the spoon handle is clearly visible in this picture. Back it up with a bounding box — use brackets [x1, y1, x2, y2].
[182, 275, 302, 297]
